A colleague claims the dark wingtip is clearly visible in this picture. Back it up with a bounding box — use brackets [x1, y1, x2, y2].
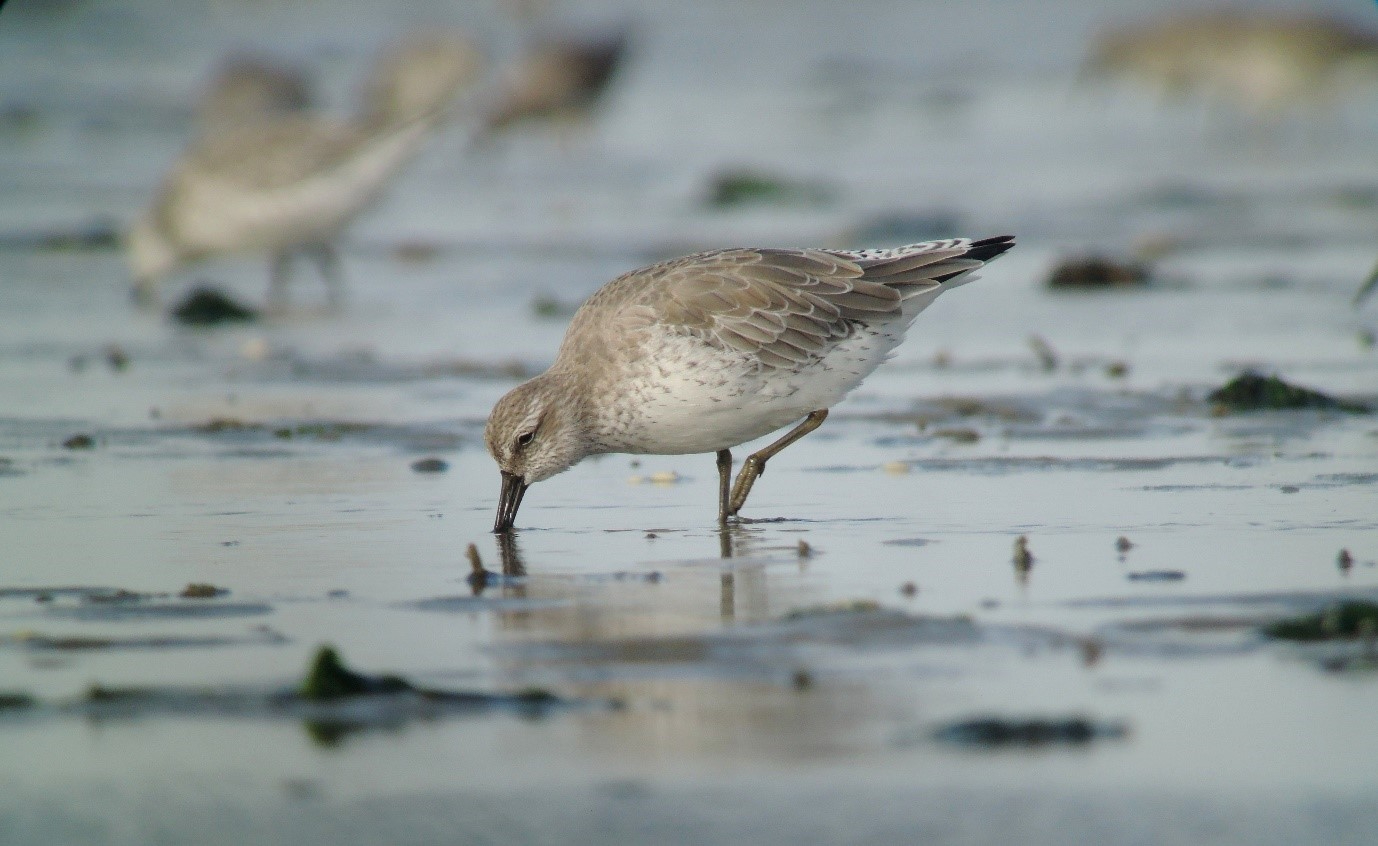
[965, 235, 1016, 263]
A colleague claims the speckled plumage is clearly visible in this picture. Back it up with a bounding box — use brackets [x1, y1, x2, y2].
[486, 236, 1014, 530]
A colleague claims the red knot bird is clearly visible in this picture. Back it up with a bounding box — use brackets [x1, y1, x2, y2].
[127, 33, 484, 308]
[476, 27, 628, 140]
[485, 235, 1015, 532]
[1084, 11, 1378, 116]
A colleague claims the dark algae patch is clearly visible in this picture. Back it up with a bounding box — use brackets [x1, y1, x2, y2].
[934, 716, 1129, 747]
[0, 692, 36, 710]
[2, 647, 588, 735]
[1208, 371, 1370, 413]
[1127, 570, 1186, 582]
[170, 286, 259, 325]
[781, 599, 882, 621]
[296, 646, 569, 710]
[1046, 256, 1149, 289]
[179, 583, 228, 599]
[1263, 601, 1378, 641]
[274, 422, 374, 441]
[299, 646, 411, 700]
[705, 169, 834, 209]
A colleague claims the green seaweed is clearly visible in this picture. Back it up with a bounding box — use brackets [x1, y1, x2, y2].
[85, 684, 152, 702]
[781, 599, 881, 621]
[933, 716, 1128, 747]
[514, 687, 559, 705]
[170, 287, 258, 325]
[1208, 371, 1369, 413]
[706, 170, 834, 209]
[194, 418, 261, 434]
[288, 422, 373, 440]
[1263, 601, 1378, 642]
[531, 294, 577, 319]
[0, 691, 36, 709]
[1046, 256, 1149, 288]
[179, 583, 228, 599]
[298, 646, 411, 700]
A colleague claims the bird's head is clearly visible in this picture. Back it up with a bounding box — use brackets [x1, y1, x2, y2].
[485, 375, 590, 532]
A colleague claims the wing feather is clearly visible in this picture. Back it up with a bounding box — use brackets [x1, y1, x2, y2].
[570, 236, 1014, 370]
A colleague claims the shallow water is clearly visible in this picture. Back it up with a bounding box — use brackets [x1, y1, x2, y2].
[4, 0, 1378, 843]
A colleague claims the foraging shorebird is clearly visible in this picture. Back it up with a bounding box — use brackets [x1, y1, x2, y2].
[1085, 11, 1378, 116]
[478, 28, 628, 137]
[485, 236, 1015, 532]
[127, 33, 483, 307]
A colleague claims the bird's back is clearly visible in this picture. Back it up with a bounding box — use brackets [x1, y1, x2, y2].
[561, 236, 1013, 370]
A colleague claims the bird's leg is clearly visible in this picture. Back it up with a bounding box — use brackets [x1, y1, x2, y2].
[716, 449, 733, 525]
[267, 250, 294, 310]
[306, 243, 343, 309]
[728, 410, 828, 517]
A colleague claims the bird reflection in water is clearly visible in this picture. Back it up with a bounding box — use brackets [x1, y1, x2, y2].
[477, 522, 765, 623]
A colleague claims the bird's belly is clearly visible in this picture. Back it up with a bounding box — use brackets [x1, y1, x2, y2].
[596, 331, 897, 455]
[615, 398, 810, 454]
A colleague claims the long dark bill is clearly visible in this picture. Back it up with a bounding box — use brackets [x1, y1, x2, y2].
[493, 471, 528, 533]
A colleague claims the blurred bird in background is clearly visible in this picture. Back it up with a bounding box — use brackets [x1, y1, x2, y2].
[1084, 11, 1378, 117]
[127, 33, 484, 309]
[476, 27, 629, 141]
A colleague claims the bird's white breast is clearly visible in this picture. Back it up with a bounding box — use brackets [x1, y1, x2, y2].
[593, 324, 905, 455]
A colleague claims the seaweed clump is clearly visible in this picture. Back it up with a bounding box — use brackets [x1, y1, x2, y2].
[299, 646, 411, 700]
[706, 170, 834, 209]
[1262, 601, 1378, 642]
[1046, 256, 1149, 289]
[933, 716, 1128, 747]
[781, 599, 881, 621]
[1208, 371, 1369, 413]
[170, 286, 258, 325]
[0, 692, 36, 710]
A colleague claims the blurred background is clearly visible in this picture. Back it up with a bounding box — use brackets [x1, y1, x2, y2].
[4, 0, 1377, 300]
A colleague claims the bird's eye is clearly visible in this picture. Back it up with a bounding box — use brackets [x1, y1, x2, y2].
[515, 431, 535, 449]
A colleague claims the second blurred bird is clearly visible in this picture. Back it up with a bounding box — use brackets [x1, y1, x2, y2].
[127, 33, 484, 309]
